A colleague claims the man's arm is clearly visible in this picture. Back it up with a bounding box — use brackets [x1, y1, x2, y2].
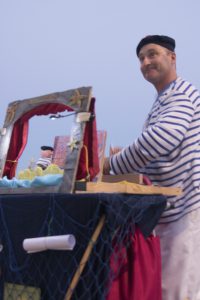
[110, 96, 194, 174]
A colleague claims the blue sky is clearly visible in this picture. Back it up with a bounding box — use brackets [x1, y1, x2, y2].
[1, 0, 200, 171]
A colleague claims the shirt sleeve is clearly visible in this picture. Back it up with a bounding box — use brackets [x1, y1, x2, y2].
[110, 94, 195, 174]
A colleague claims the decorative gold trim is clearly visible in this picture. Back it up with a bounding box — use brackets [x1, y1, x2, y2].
[69, 90, 87, 107]
[5, 102, 19, 124]
[67, 139, 80, 152]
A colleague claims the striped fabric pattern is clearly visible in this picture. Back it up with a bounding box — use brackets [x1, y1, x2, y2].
[36, 157, 52, 170]
[110, 77, 200, 223]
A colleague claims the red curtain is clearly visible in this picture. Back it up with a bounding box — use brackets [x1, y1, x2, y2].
[3, 100, 99, 180]
[77, 98, 99, 180]
[106, 227, 162, 300]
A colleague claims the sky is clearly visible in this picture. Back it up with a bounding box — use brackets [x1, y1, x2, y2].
[1, 0, 200, 172]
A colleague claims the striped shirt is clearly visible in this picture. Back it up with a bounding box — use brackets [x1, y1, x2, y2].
[36, 157, 52, 170]
[110, 77, 200, 223]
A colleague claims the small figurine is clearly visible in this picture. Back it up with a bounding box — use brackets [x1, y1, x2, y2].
[36, 146, 54, 170]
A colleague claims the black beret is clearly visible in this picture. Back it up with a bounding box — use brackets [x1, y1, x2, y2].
[136, 35, 175, 56]
[41, 146, 54, 151]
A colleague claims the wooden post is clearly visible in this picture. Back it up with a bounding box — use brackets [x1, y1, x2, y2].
[64, 214, 106, 300]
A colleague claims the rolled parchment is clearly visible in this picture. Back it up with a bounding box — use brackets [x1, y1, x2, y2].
[23, 235, 76, 253]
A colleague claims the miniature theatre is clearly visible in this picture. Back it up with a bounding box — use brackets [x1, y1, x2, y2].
[0, 86, 100, 194]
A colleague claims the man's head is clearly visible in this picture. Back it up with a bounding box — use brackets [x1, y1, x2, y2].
[40, 146, 54, 158]
[136, 35, 177, 92]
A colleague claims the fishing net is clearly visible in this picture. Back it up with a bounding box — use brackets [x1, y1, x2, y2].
[0, 193, 166, 300]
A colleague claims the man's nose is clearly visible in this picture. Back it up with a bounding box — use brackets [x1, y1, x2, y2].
[141, 56, 151, 67]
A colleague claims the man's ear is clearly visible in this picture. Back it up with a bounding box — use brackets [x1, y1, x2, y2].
[171, 51, 176, 62]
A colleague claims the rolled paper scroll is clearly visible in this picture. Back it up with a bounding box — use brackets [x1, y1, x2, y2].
[23, 235, 76, 253]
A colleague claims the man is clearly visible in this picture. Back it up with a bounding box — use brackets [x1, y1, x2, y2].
[104, 35, 200, 299]
[36, 145, 54, 170]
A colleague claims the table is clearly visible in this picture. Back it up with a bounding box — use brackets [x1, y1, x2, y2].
[0, 192, 166, 300]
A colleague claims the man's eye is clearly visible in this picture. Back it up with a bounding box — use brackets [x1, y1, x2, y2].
[149, 51, 158, 58]
[139, 57, 144, 62]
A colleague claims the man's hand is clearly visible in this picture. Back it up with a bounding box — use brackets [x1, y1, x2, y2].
[103, 146, 122, 175]
[103, 157, 111, 175]
[109, 146, 122, 155]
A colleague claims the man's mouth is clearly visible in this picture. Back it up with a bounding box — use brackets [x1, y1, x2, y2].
[145, 65, 157, 72]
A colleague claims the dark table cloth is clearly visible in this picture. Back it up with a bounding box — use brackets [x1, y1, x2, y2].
[0, 193, 166, 300]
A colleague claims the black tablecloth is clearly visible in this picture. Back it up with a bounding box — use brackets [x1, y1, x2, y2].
[0, 193, 166, 300]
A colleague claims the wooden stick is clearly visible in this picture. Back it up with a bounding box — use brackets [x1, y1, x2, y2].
[64, 214, 106, 300]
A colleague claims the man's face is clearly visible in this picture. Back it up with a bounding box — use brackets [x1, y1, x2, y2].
[138, 44, 176, 87]
[41, 149, 53, 158]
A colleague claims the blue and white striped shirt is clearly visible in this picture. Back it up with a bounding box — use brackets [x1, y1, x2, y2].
[110, 77, 200, 223]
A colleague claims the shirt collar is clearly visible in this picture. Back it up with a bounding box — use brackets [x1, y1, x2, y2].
[158, 77, 182, 102]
